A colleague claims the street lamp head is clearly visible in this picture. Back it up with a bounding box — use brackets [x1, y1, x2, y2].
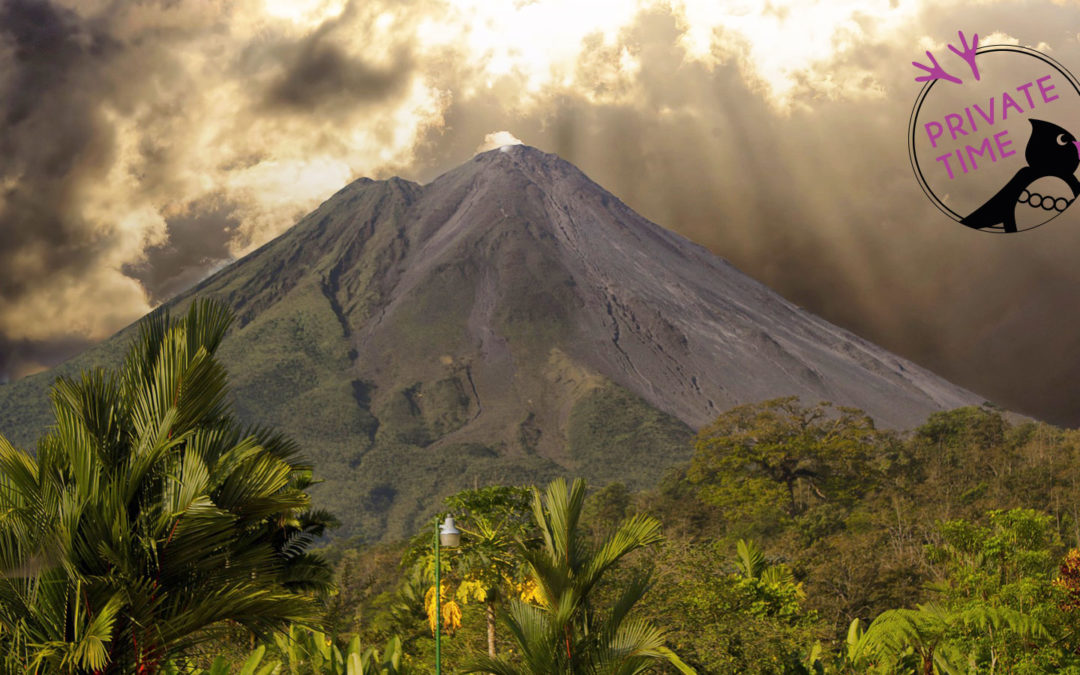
[439, 515, 461, 548]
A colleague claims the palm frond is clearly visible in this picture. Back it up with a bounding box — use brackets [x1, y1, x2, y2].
[581, 513, 661, 593]
[0, 297, 325, 667]
[735, 539, 766, 579]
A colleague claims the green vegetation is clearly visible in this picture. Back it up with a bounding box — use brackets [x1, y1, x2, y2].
[0, 282, 695, 547]
[11, 301, 1080, 672]
[298, 398, 1080, 674]
[463, 478, 693, 674]
[0, 300, 329, 672]
[413, 486, 535, 659]
[567, 383, 693, 490]
[163, 629, 412, 675]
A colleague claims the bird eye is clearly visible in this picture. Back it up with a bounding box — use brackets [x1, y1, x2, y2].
[1058, 133, 1070, 145]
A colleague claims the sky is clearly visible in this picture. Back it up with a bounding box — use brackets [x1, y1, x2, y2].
[3, 0, 1080, 426]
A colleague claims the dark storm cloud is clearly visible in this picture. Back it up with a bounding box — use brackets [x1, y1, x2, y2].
[0, 334, 92, 382]
[122, 195, 240, 304]
[264, 38, 412, 112]
[0, 0, 426, 383]
[0, 0, 118, 295]
[0, 0, 222, 381]
[0, 0, 117, 128]
[249, 3, 414, 115]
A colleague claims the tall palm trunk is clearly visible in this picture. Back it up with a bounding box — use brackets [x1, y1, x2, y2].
[486, 600, 497, 658]
[462, 479, 691, 675]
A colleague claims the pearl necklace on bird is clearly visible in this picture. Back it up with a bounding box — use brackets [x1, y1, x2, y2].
[1019, 189, 1072, 212]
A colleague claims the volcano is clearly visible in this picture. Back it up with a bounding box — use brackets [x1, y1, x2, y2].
[0, 145, 983, 541]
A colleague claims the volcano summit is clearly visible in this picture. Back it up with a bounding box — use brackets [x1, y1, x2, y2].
[0, 145, 983, 541]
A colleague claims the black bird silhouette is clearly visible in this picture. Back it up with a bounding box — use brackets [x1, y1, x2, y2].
[961, 119, 1080, 232]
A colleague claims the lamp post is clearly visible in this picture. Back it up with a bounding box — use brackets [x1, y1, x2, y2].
[435, 515, 461, 675]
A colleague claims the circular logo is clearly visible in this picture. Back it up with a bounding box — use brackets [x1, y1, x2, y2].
[909, 42, 1080, 233]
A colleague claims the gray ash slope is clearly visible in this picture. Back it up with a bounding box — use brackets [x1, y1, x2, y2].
[0, 145, 983, 541]
[368, 144, 978, 429]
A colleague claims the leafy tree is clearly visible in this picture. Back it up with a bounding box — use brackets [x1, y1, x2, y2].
[733, 540, 807, 615]
[464, 478, 694, 674]
[0, 299, 329, 673]
[853, 509, 1080, 674]
[442, 486, 535, 659]
[400, 486, 535, 661]
[687, 398, 879, 529]
[914, 407, 1008, 455]
[1056, 548, 1080, 611]
[644, 539, 820, 674]
[583, 483, 632, 542]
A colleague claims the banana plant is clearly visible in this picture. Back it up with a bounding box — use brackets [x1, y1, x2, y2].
[162, 631, 411, 675]
[272, 625, 411, 675]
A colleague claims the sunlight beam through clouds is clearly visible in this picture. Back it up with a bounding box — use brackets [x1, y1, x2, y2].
[0, 0, 982, 346]
[674, 0, 911, 106]
[7, 0, 1080, 426]
[262, 0, 349, 27]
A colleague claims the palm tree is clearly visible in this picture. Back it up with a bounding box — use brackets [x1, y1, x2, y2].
[464, 478, 695, 675]
[0, 299, 330, 673]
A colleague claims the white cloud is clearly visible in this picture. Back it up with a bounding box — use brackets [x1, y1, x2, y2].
[476, 131, 525, 153]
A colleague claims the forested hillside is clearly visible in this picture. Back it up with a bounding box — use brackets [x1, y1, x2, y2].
[3, 300, 1075, 673]
[311, 399, 1080, 674]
